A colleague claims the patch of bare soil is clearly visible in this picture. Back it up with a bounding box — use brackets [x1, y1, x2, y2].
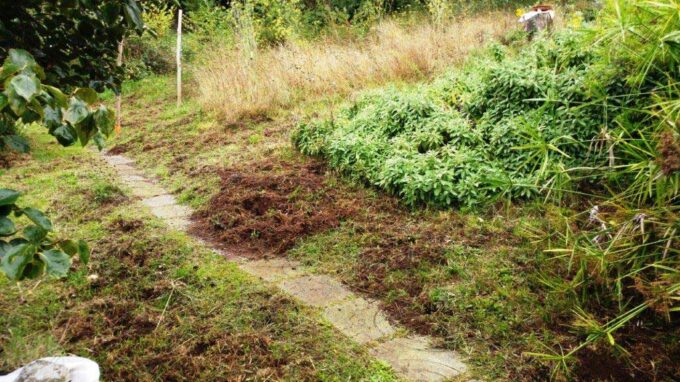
[191, 158, 357, 255]
[574, 324, 680, 382]
[106, 143, 130, 155]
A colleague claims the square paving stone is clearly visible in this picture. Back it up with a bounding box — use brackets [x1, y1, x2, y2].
[279, 275, 352, 307]
[121, 174, 148, 183]
[103, 155, 134, 166]
[164, 217, 191, 231]
[126, 181, 166, 198]
[323, 297, 395, 344]
[239, 258, 304, 282]
[150, 204, 192, 219]
[370, 335, 467, 382]
[141, 194, 177, 208]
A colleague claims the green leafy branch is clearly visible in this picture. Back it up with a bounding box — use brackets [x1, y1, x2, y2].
[0, 189, 89, 282]
[0, 49, 115, 153]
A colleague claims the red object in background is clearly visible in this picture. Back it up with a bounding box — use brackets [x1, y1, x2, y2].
[532, 4, 553, 12]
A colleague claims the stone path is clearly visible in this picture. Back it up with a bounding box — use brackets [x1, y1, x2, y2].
[101, 154, 470, 382]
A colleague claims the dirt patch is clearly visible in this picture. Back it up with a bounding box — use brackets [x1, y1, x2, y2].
[107, 143, 130, 155]
[657, 130, 680, 175]
[191, 158, 357, 255]
[109, 218, 144, 233]
[0, 150, 23, 168]
[574, 326, 680, 382]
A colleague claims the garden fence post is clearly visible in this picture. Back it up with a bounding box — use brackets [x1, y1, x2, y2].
[176, 9, 183, 107]
[115, 38, 124, 134]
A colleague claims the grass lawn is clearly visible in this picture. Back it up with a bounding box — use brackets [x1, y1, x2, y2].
[0, 125, 398, 381]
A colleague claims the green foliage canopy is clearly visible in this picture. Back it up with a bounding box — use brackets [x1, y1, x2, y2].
[0, 0, 144, 92]
[0, 49, 115, 153]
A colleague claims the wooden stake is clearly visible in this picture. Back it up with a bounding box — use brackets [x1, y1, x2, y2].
[115, 38, 125, 134]
[176, 9, 183, 107]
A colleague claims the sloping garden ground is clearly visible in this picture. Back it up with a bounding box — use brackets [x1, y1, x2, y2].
[105, 2, 680, 381]
[0, 127, 398, 381]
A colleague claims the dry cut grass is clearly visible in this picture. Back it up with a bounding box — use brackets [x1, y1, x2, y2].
[194, 13, 516, 122]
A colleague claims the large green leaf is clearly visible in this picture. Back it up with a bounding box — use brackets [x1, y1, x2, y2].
[0, 206, 11, 217]
[24, 225, 47, 243]
[64, 98, 89, 125]
[7, 89, 27, 116]
[9, 74, 40, 101]
[21, 109, 41, 124]
[0, 217, 16, 236]
[59, 239, 78, 257]
[1, 243, 34, 281]
[42, 85, 68, 108]
[1, 50, 35, 80]
[0, 93, 8, 111]
[93, 105, 115, 136]
[40, 249, 71, 278]
[2, 135, 30, 153]
[0, 240, 10, 258]
[6, 49, 36, 70]
[0, 189, 20, 206]
[77, 240, 90, 265]
[74, 88, 98, 104]
[75, 116, 96, 146]
[22, 259, 45, 279]
[21, 208, 53, 231]
[102, 3, 122, 25]
[124, 0, 145, 33]
[44, 105, 62, 129]
[93, 132, 106, 151]
[53, 124, 78, 146]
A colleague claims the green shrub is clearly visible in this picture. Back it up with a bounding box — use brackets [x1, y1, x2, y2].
[294, 32, 606, 207]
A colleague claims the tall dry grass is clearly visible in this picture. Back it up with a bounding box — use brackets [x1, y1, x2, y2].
[194, 13, 516, 122]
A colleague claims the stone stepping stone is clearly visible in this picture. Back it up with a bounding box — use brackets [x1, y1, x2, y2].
[102, 155, 134, 166]
[112, 164, 142, 175]
[323, 297, 395, 344]
[141, 194, 178, 209]
[279, 275, 352, 307]
[164, 217, 191, 231]
[370, 336, 467, 382]
[239, 258, 304, 282]
[125, 181, 166, 198]
[149, 204, 192, 220]
[121, 174, 147, 182]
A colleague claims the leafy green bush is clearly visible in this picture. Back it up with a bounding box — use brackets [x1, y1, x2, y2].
[0, 189, 89, 282]
[0, 1, 144, 92]
[294, 32, 606, 207]
[1, 50, 115, 153]
[123, 3, 178, 80]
